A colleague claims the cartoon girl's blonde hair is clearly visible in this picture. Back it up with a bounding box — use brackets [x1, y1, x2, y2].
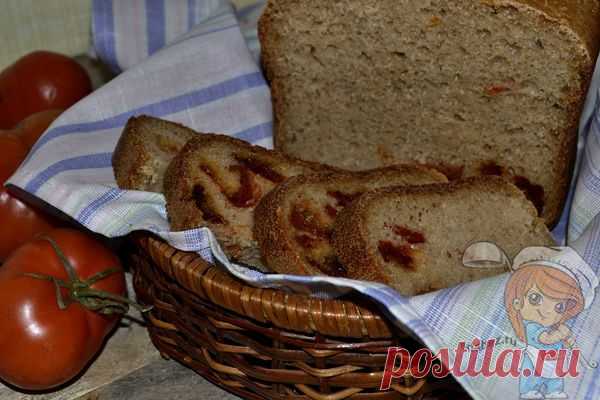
[504, 265, 584, 343]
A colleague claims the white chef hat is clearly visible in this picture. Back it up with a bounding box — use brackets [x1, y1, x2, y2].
[463, 242, 599, 309]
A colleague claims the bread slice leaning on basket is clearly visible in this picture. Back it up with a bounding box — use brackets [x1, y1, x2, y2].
[254, 166, 447, 276]
[332, 176, 555, 296]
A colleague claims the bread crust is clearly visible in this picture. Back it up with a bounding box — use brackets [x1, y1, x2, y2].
[332, 176, 553, 293]
[254, 165, 447, 276]
[258, 1, 286, 152]
[489, 0, 600, 57]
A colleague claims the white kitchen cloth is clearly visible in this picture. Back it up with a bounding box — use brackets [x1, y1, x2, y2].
[7, 1, 600, 399]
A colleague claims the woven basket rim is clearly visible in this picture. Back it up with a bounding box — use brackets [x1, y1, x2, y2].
[132, 233, 399, 339]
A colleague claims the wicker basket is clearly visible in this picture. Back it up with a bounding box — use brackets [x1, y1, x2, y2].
[127, 233, 469, 400]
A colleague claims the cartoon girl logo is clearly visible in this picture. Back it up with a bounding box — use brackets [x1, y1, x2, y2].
[463, 243, 599, 399]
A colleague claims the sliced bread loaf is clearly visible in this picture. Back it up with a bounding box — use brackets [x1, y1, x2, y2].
[259, 0, 600, 226]
[112, 115, 195, 192]
[164, 135, 337, 266]
[332, 177, 554, 296]
[254, 166, 447, 276]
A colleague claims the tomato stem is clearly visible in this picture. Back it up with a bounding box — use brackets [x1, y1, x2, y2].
[24, 237, 152, 315]
[43, 235, 77, 282]
[52, 276, 69, 310]
[84, 267, 122, 286]
[74, 288, 153, 314]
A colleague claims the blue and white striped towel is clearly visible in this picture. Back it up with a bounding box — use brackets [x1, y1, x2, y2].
[7, 1, 600, 399]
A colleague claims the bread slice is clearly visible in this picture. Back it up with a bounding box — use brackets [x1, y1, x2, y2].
[164, 135, 337, 266]
[259, 0, 600, 226]
[332, 177, 554, 296]
[254, 166, 447, 276]
[112, 115, 196, 192]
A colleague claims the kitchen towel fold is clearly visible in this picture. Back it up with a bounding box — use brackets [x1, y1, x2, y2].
[7, 1, 600, 399]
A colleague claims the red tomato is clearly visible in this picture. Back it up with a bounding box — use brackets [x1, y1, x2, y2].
[14, 108, 63, 148]
[0, 134, 27, 183]
[0, 187, 55, 262]
[0, 51, 91, 129]
[0, 229, 127, 390]
[0, 109, 63, 261]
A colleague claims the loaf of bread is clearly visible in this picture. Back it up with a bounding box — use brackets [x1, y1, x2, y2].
[164, 135, 338, 266]
[259, 0, 600, 226]
[254, 166, 447, 276]
[332, 177, 554, 296]
[112, 115, 195, 192]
